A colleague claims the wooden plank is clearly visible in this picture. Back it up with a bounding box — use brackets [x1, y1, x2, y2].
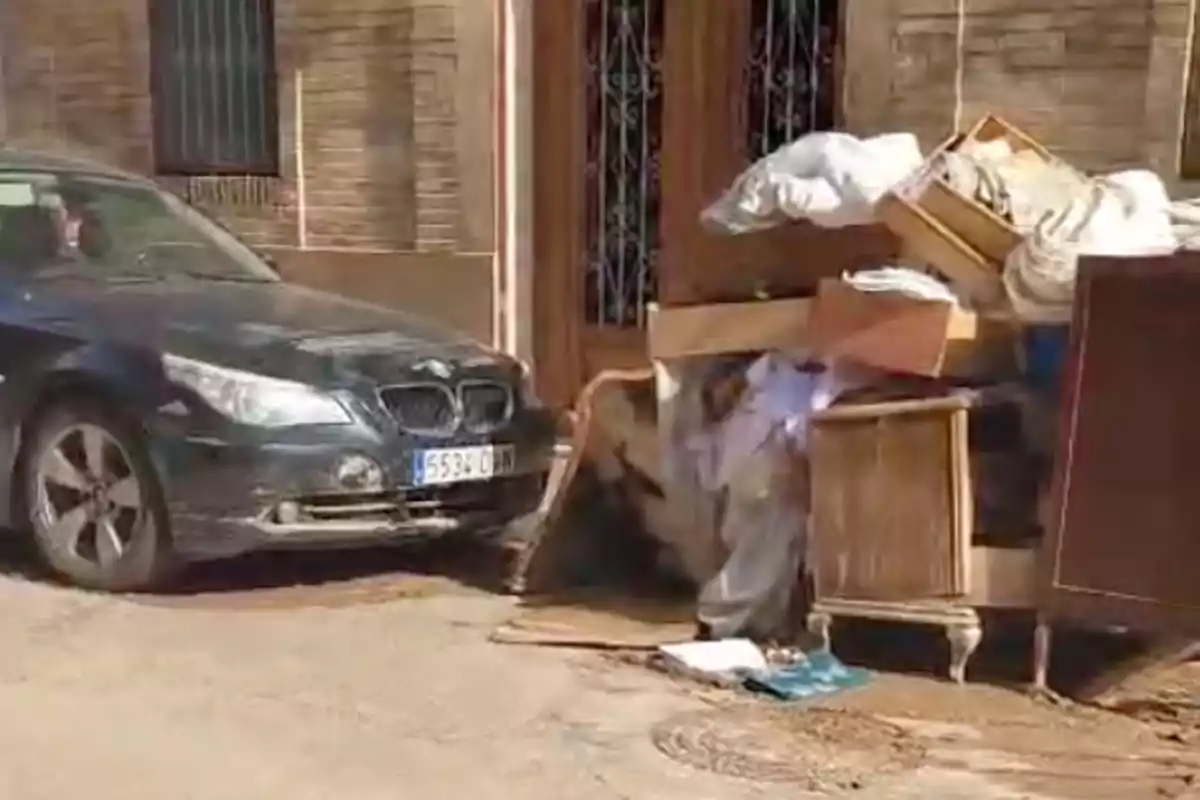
[806, 279, 1015, 378]
[646, 298, 812, 360]
[876, 192, 1005, 306]
[531, 0, 586, 408]
[813, 394, 974, 423]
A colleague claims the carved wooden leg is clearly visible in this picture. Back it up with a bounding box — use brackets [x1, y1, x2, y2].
[807, 611, 832, 652]
[946, 623, 983, 685]
[1033, 618, 1052, 693]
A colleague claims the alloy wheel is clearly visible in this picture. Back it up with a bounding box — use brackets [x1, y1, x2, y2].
[34, 423, 143, 568]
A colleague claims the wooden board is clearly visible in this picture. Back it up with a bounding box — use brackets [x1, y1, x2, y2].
[1041, 254, 1200, 636]
[805, 279, 1016, 378]
[876, 191, 1004, 306]
[490, 594, 696, 650]
[646, 298, 812, 360]
[809, 396, 973, 602]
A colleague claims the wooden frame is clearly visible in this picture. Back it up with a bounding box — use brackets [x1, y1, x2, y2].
[1040, 254, 1200, 635]
[531, 0, 586, 409]
[532, 0, 898, 407]
[809, 395, 975, 602]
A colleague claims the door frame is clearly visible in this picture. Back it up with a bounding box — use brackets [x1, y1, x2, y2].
[529, 0, 896, 408]
[530, 0, 755, 409]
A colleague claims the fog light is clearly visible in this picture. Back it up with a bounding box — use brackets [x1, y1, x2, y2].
[334, 454, 385, 492]
[277, 500, 301, 524]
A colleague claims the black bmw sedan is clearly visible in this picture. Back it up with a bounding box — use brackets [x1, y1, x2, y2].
[0, 151, 556, 591]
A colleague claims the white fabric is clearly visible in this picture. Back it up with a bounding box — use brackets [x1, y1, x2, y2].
[684, 354, 843, 493]
[1003, 170, 1178, 323]
[689, 355, 868, 640]
[843, 267, 959, 305]
[702, 132, 923, 233]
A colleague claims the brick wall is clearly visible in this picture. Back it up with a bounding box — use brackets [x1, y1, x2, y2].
[852, 0, 1194, 183]
[0, 0, 496, 253]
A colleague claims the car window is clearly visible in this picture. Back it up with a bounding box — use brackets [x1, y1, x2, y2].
[0, 172, 277, 283]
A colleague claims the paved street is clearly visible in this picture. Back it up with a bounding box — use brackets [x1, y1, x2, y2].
[0, 565, 812, 800]
[0, 554, 1191, 800]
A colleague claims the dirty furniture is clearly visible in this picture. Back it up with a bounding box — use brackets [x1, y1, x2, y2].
[805, 393, 1040, 684]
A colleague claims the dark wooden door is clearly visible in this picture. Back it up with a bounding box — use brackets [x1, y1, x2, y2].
[1041, 254, 1200, 635]
[532, 0, 893, 408]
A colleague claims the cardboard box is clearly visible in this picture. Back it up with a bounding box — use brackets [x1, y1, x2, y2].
[806, 279, 1015, 378]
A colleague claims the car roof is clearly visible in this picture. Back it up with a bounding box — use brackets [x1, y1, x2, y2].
[0, 147, 153, 186]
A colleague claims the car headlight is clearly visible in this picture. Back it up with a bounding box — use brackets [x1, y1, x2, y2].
[162, 354, 352, 427]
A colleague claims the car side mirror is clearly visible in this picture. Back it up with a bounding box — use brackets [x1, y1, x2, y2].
[260, 252, 279, 274]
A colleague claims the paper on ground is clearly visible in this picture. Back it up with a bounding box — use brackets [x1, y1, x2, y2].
[658, 639, 768, 675]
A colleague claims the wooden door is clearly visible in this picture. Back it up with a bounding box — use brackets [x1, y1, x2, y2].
[532, 0, 894, 409]
[1041, 254, 1200, 636]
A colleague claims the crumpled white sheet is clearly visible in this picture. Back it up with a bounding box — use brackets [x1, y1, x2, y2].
[702, 132, 923, 233]
[688, 354, 868, 640]
[843, 267, 960, 305]
[1003, 170, 1179, 323]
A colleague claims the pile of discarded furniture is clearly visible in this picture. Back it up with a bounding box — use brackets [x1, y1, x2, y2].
[641, 114, 1200, 688]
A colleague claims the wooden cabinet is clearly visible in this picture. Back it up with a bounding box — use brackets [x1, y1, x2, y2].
[806, 393, 1040, 683]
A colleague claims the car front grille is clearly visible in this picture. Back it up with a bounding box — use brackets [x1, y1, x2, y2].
[379, 384, 458, 433]
[459, 381, 513, 433]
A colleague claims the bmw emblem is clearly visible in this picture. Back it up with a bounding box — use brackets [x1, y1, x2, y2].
[413, 358, 454, 379]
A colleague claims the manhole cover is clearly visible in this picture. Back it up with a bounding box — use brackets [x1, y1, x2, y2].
[651, 705, 925, 791]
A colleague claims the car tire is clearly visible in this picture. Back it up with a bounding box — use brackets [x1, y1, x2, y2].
[21, 400, 174, 592]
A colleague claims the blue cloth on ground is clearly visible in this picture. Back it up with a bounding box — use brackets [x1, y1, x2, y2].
[743, 651, 870, 701]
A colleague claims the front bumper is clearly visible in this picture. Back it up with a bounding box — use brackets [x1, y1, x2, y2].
[149, 411, 559, 559]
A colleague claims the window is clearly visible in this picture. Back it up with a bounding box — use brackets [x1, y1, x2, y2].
[149, 0, 281, 176]
[0, 173, 278, 282]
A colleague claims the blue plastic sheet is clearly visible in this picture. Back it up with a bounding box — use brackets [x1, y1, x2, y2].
[744, 652, 870, 702]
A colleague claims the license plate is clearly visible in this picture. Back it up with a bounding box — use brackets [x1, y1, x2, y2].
[412, 445, 517, 487]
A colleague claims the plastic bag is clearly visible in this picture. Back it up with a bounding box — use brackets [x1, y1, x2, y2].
[701, 132, 923, 234]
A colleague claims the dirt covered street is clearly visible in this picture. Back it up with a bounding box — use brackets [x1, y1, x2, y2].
[0, 546, 1194, 800]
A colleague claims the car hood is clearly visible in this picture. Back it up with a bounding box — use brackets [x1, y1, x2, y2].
[23, 277, 510, 386]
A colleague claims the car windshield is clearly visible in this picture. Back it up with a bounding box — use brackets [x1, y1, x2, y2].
[0, 172, 279, 283]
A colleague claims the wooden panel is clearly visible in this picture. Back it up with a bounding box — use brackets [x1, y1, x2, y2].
[1042, 254, 1200, 635]
[531, 0, 586, 408]
[810, 398, 972, 602]
[658, 0, 898, 307]
[658, 0, 750, 307]
[269, 248, 494, 344]
[646, 298, 812, 360]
